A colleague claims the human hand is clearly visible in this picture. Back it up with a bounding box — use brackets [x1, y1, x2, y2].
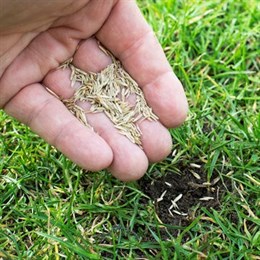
[0, 0, 188, 181]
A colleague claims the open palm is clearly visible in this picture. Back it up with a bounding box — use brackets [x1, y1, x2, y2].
[0, 0, 188, 181]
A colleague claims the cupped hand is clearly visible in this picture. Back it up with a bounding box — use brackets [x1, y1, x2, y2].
[0, 0, 188, 181]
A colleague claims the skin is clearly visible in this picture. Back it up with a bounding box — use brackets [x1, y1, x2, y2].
[0, 0, 188, 181]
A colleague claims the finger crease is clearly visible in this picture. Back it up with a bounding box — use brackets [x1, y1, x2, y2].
[51, 119, 77, 148]
[26, 96, 56, 127]
[142, 70, 173, 91]
[118, 29, 154, 61]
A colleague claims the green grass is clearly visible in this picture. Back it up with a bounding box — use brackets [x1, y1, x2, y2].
[1, 0, 259, 258]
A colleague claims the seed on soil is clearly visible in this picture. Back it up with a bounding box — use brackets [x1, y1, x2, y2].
[164, 181, 172, 187]
[190, 163, 201, 168]
[172, 194, 183, 203]
[171, 210, 188, 216]
[190, 170, 201, 180]
[199, 196, 215, 201]
[60, 46, 158, 147]
[169, 194, 183, 210]
[156, 190, 167, 203]
[169, 201, 179, 210]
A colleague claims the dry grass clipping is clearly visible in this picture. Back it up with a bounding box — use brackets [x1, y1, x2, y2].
[61, 47, 158, 147]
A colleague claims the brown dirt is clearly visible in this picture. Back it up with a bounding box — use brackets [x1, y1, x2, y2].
[139, 167, 227, 227]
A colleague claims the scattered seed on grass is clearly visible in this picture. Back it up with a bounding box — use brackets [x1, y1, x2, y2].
[211, 177, 221, 185]
[60, 46, 158, 147]
[190, 170, 201, 180]
[241, 204, 258, 219]
[190, 163, 201, 168]
[172, 149, 177, 156]
[188, 177, 221, 189]
[244, 174, 260, 186]
[149, 249, 158, 257]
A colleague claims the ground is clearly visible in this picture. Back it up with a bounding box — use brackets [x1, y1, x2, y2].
[0, 0, 259, 259]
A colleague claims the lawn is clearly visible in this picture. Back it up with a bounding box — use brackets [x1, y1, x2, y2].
[0, 0, 259, 259]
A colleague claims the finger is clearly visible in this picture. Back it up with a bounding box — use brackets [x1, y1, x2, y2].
[78, 101, 149, 181]
[4, 83, 113, 172]
[136, 119, 172, 163]
[96, 0, 188, 128]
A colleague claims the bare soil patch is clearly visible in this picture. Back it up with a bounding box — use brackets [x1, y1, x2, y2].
[139, 164, 228, 227]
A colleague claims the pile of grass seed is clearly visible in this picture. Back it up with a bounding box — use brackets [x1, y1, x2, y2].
[61, 48, 158, 147]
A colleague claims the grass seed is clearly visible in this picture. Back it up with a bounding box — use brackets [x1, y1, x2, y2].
[61, 47, 158, 147]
